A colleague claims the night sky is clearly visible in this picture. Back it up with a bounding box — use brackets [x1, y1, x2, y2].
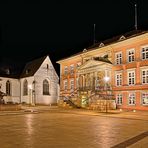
[0, 0, 148, 75]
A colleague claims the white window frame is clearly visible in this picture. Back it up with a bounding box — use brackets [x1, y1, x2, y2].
[70, 64, 74, 75]
[128, 93, 136, 105]
[63, 80, 68, 91]
[141, 92, 148, 105]
[141, 46, 148, 60]
[128, 71, 135, 85]
[116, 73, 122, 86]
[127, 49, 135, 63]
[141, 69, 148, 84]
[116, 94, 122, 105]
[64, 66, 68, 75]
[115, 52, 122, 65]
[70, 79, 74, 91]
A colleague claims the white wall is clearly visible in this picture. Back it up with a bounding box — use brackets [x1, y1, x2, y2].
[34, 56, 59, 105]
[0, 77, 20, 103]
[0, 56, 60, 105]
[20, 76, 34, 104]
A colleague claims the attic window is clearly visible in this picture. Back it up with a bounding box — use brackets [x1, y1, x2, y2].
[26, 69, 30, 74]
[47, 64, 49, 69]
[83, 48, 87, 52]
[6, 69, 10, 75]
[99, 42, 105, 47]
[119, 35, 126, 40]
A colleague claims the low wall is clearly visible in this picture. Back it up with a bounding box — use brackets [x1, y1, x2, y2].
[0, 104, 21, 111]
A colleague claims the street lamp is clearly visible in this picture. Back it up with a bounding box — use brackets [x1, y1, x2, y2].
[28, 85, 32, 105]
[104, 76, 110, 113]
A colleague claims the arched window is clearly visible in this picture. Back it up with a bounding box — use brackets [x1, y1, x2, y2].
[43, 79, 50, 95]
[6, 80, 11, 96]
[23, 79, 28, 96]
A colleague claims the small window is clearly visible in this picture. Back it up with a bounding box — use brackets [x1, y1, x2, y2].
[127, 49, 135, 62]
[128, 71, 135, 85]
[47, 64, 49, 69]
[64, 80, 68, 91]
[142, 69, 148, 84]
[116, 94, 122, 105]
[141, 47, 148, 60]
[6, 80, 11, 96]
[115, 52, 122, 65]
[141, 92, 148, 105]
[70, 79, 74, 91]
[70, 65, 74, 75]
[116, 73, 122, 86]
[64, 66, 68, 75]
[128, 93, 136, 105]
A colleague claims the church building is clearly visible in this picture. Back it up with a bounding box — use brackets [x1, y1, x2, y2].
[0, 55, 59, 105]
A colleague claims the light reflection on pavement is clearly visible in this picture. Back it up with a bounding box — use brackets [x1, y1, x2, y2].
[0, 112, 147, 148]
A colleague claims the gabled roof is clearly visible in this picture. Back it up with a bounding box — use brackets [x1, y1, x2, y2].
[20, 56, 47, 78]
[57, 30, 148, 63]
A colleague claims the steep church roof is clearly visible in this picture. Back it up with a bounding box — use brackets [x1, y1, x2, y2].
[0, 55, 48, 79]
[20, 56, 47, 78]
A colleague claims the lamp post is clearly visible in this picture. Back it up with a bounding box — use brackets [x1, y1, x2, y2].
[104, 76, 110, 113]
[28, 85, 33, 106]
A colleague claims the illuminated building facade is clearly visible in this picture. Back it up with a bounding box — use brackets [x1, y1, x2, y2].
[57, 31, 148, 111]
[0, 56, 59, 105]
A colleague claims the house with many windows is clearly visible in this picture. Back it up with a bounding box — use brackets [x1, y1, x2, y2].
[57, 30, 148, 111]
[0, 55, 59, 105]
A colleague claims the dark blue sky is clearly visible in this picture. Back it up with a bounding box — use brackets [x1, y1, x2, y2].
[0, 0, 148, 68]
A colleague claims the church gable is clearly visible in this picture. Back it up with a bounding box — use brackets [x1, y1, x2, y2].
[35, 56, 59, 81]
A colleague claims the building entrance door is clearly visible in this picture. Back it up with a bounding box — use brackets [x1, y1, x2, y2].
[81, 95, 89, 108]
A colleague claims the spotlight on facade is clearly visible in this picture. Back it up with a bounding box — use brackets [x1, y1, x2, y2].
[28, 85, 32, 89]
[104, 76, 110, 82]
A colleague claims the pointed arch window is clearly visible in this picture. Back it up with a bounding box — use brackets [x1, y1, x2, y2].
[6, 80, 11, 96]
[43, 79, 50, 95]
[23, 79, 28, 96]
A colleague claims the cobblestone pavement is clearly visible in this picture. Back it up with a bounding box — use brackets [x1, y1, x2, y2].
[0, 107, 148, 148]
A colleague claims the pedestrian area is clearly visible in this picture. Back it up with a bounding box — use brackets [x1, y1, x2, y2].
[0, 106, 147, 148]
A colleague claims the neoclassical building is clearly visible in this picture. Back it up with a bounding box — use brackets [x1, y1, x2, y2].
[57, 30, 148, 110]
[0, 55, 59, 105]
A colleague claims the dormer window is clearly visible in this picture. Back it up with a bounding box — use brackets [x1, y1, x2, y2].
[6, 69, 10, 75]
[99, 42, 105, 47]
[119, 35, 126, 41]
[26, 69, 30, 74]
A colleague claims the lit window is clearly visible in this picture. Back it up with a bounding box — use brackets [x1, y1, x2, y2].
[116, 73, 122, 86]
[116, 94, 122, 105]
[115, 52, 122, 64]
[64, 80, 68, 91]
[43, 79, 50, 95]
[70, 65, 74, 75]
[6, 80, 11, 96]
[128, 93, 135, 105]
[70, 79, 74, 91]
[141, 92, 148, 105]
[142, 69, 148, 84]
[64, 66, 68, 75]
[128, 49, 135, 62]
[141, 47, 148, 60]
[23, 79, 28, 96]
[128, 71, 135, 85]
